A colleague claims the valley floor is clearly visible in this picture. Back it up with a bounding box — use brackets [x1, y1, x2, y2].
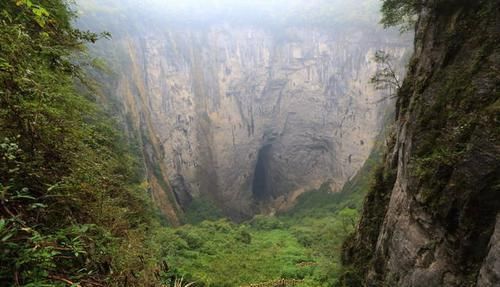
[159, 148, 380, 287]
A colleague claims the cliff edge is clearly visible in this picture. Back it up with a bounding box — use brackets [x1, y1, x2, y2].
[341, 0, 499, 286]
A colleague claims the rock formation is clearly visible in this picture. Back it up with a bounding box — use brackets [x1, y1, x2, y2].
[80, 4, 410, 221]
[341, 0, 500, 285]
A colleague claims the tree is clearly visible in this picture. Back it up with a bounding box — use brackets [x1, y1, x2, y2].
[338, 208, 358, 233]
[380, 0, 422, 32]
[370, 50, 402, 100]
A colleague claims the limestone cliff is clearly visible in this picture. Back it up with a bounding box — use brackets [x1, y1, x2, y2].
[79, 3, 410, 221]
[341, 0, 499, 286]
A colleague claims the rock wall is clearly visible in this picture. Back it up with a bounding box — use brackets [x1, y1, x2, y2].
[89, 22, 409, 220]
[341, 0, 500, 286]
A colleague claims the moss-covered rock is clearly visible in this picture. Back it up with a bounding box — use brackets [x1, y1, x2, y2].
[339, 0, 500, 285]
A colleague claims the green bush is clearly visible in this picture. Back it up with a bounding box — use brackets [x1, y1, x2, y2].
[0, 1, 165, 285]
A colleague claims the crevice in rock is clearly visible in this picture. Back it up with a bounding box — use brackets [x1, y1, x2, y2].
[252, 144, 273, 201]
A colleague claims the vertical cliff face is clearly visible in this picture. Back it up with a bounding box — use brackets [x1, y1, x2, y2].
[78, 0, 411, 221]
[341, 0, 499, 286]
[104, 25, 409, 220]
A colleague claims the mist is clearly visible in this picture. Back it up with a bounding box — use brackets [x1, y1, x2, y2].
[76, 0, 383, 31]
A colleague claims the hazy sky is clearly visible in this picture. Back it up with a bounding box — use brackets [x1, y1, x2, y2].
[77, 0, 381, 28]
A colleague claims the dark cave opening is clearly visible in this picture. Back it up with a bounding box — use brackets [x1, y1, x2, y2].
[252, 144, 272, 201]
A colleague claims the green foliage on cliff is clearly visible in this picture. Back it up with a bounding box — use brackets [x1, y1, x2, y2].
[0, 1, 168, 285]
[380, 0, 420, 31]
[339, 1, 500, 285]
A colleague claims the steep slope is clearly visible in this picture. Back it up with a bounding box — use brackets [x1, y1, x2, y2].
[0, 1, 167, 285]
[341, 0, 499, 286]
[78, 1, 411, 221]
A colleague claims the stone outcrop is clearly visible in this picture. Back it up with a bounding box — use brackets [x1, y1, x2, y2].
[341, 0, 500, 286]
[81, 11, 409, 221]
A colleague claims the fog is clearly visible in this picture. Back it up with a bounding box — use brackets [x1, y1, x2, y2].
[77, 0, 382, 30]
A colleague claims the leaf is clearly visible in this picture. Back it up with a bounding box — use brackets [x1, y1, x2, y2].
[13, 194, 36, 200]
[34, 17, 46, 28]
[1, 232, 14, 242]
[80, 225, 89, 233]
[32, 6, 49, 17]
[33, 7, 42, 16]
[47, 184, 59, 191]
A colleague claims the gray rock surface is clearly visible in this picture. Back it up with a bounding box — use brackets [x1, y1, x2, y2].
[113, 26, 409, 218]
[477, 215, 500, 287]
[341, 1, 500, 285]
[96, 25, 409, 219]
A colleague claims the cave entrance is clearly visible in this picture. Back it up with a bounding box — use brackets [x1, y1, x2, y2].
[252, 144, 272, 201]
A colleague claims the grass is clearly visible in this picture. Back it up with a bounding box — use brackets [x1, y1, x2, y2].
[154, 143, 384, 286]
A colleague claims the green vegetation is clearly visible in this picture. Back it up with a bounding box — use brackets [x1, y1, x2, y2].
[183, 197, 224, 225]
[160, 118, 387, 287]
[157, 191, 355, 287]
[380, 0, 420, 31]
[370, 50, 403, 99]
[338, 159, 397, 286]
[158, 145, 384, 287]
[0, 1, 169, 285]
[379, 0, 481, 32]
[157, 219, 310, 287]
